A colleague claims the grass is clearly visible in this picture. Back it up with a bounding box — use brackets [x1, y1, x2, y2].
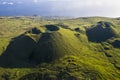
[0, 38, 10, 55]
[0, 16, 120, 80]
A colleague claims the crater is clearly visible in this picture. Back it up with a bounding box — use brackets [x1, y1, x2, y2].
[45, 25, 59, 31]
[86, 21, 118, 42]
[27, 27, 41, 34]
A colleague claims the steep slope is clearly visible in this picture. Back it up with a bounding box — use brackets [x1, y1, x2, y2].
[0, 25, 82, 67]
[0, 34, 38, 67]
[86, 21, 118, 42]
[32, 32, 77, 64]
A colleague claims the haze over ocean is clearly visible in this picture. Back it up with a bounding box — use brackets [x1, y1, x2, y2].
[0, 0, 120, 17]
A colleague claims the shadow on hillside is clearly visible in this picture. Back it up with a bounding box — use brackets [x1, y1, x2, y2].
[0, 34, 37, 68]
[0, 28, 60, 68]
[86, 21, 117, 42]
[0, 26, 63, 68]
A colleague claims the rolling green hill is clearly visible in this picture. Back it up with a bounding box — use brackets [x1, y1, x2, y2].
[0, 16, 120, 80]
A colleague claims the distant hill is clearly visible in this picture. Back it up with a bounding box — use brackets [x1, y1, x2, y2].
[86, 21, 118, 42]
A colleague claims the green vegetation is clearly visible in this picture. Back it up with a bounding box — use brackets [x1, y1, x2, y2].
[0, 16, 120, 80]
[86, 21, 118, 42]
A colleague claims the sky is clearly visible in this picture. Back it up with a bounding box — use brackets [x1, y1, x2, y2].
[0, 0, 120, 17]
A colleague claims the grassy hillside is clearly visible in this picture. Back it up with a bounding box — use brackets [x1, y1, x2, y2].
[0, 16, 120, 80]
